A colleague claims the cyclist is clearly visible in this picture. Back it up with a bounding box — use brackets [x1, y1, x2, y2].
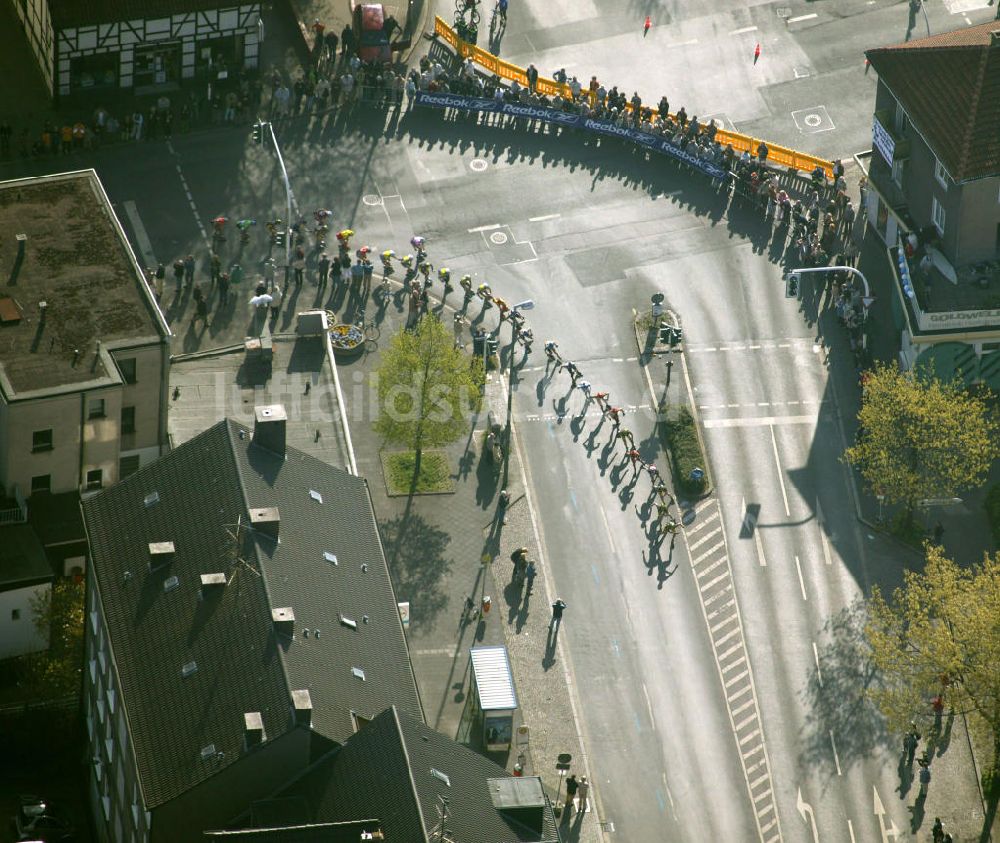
[495, 0, 508, 23]
[381, 249, 396, 274]
[419, 259, 434, 287]
[477, 282, 493, 304]
[459, 274, 474, 297]
[438, 267, 452, 288]
[410, 235, 427, 259]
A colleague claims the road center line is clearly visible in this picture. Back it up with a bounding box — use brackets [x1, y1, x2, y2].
[528, 213, 561, 222]
[704, 415, 817, 428]
[794, 555, 808, 601]
[829, 730, 842, 775]
[812, 641, 824, 687]
[730, 25, 759, 34]
[468, 223, 501, 232]
[769, 424, 791, 516]
[788, 12, 818, 22]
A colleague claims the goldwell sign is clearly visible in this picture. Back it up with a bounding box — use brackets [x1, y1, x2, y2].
[920, 308, 1000, 331]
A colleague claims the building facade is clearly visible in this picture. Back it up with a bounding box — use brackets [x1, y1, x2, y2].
[865, 23, 1000, 382]
[0, 524, 52, 660]
[0, 171, 171, 502]
[49, 1, 262, 98]
[6, 0, 55, 96]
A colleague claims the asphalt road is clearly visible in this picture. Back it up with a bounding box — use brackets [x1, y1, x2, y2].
[15, 91, 972, 840]
[484, 0, 999, 160]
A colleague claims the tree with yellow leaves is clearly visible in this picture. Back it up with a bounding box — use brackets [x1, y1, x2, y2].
[844, 364, 998, 523]
[866, 547, 1000, 775]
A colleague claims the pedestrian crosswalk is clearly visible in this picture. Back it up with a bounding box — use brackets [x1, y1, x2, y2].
[682, 499, 782, 843]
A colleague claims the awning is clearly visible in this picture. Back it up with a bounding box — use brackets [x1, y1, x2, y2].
[470, 646, 518, 711]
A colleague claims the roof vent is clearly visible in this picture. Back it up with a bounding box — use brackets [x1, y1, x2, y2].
[163, 575, 179, 593]
[339, 614, 358, 630]
[144, 491, 160, 508]
[200, 743, 216, 760]
[181, 660, 198, 678]
[249, 507, 280, 540]
[431, 768, 452, 787]
[309, 489, 323, 503]
[244, 711, 265, 747]
[272, 606, 295, 634]
[323, 551, 338, 565]
[200, 572, 226, 589]
[252, 404, 287, 456]
[291, 689, 313, 726]
[148, 541, 174, 569]
[352, 666, 366, 681]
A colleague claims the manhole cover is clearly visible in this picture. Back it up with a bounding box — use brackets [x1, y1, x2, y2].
[470, 158, 488, 172]
[790, 105, 835, 134]
[362, 194, 383, 206]
[489, 231, 509, 244]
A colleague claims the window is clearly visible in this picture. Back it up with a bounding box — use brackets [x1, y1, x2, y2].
[932, 196, 946, 235]
[86, 468, 103, 490]
[118, 357, 137, 384]
[893, 99, 907, 134]
[88, 397, 106, 419]
[32, 428, 53, 452]
[120, 454, 141, 479]
[11, 609, 20, 621]
[121, 406, 136, 434]
[30, 474, 51, 494]
[934, 157, 949, 189]
[892, 159, 905, 188]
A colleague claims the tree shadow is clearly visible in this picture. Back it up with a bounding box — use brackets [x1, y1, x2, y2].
[378, 511, 453, 629]
[799, 599, 889, 780]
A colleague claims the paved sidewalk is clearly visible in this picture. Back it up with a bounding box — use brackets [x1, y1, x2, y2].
[331, 282, 604, 841]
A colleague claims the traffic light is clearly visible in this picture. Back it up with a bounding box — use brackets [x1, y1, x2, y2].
[274, 229, 286, 247]
[252, 121, 264, 144]
[785, 273, 799, 298]
[659, 325, 682, 346]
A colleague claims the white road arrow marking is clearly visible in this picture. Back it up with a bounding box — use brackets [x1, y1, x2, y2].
[873, 786, 902, 841]
[797, 787, 819, 842]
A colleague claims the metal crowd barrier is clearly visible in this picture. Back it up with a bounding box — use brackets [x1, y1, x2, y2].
[432, 16, 833, 178]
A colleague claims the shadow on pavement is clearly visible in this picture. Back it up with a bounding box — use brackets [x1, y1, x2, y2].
[379, 509, 452, 628]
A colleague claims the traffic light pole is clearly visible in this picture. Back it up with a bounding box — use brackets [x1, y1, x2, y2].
[264, 121, 293, 276]
[786, 265, 871, 299]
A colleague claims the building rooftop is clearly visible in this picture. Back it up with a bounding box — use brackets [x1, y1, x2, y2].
[48, 0, 243, 28]
[260, 707, 558, 843]
[0, 524, 52, 591]
[0, 171, 168, 399]
[81, 417, 421, 809]
[866, 23, 1000, 182]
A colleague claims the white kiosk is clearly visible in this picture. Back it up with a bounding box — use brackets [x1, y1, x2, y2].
[470, 645, 519, 751]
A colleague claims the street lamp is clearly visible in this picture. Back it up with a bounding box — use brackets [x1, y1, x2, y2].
[502, 299, 534, 486]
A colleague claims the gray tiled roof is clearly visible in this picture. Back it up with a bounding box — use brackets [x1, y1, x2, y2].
[82, 420, 422, 809]
[279, 707, 559, 843]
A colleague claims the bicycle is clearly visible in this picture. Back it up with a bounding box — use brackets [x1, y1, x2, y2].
[456, 0, 481, 24]
[491, 0, 507, 28]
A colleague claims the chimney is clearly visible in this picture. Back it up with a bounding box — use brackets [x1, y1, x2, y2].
[272, 606, 295, 634]
[244, 711, 264, 747]
[252, 404, 287, 456]
[291, 689, 313, 726]
[249, 506, 280, 540]
[148, 541, 175, 569]
[199, 572, 226, 597]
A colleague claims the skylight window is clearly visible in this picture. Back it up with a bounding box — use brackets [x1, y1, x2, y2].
[431, 768, 451, 787]
[181, 661, 198, 678]
[340, 615, 357, 630]
[163, 576, 179, 593]
[144, 491, 160, 508]
[324, 552, 338, 565]
[200, 744, 216, 760]
[309, 489, 323, 503]
[352, 667, 366, 681]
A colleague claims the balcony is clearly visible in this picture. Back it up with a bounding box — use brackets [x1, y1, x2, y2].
[0, 485, 28, 525]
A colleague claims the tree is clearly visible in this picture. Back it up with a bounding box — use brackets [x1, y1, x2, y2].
[374, 316, 483, 477]
[865, 547, 1000, 774]
[844, 364, 999, 520]
[27, 576, 85, 697]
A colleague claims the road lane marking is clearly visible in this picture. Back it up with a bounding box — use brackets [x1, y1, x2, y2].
[817, 498, 833, 566]
[689, 526, 723, 552]
[829, 730, 842, 775]
[599, 506, 617, 555]
[468, 223, 500, 232]
[847, 819, 856, 843]
[731, 25, 759, 34]
[813, 642, 823, 687]
[642, 681, 655, 726]
[528, 213, 561, 222]
[770, 424, 791, 516]
[754, 526, 767, 568]
[788, 12, 818, 21]
[704, 415, 818, 428]
[794, 554, 808, 601]
[694, 540, 726, 564]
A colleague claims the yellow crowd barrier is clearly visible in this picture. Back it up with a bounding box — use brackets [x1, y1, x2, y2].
[431, 16, 833, 178]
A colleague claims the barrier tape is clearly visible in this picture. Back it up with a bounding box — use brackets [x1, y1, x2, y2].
[432, 16, 833, 178]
